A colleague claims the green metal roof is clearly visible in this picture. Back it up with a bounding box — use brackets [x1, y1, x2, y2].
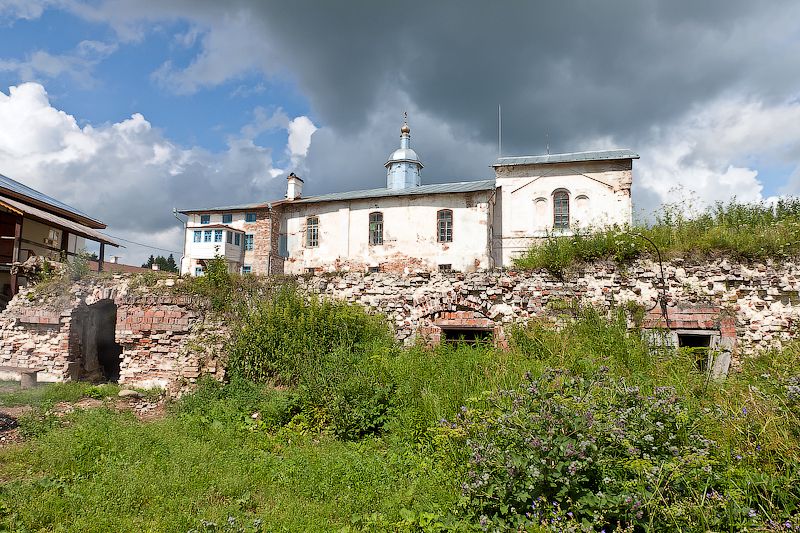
[494, 149, 639, 166]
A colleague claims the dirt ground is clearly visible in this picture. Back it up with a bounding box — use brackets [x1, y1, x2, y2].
[0, 386, 167, 449]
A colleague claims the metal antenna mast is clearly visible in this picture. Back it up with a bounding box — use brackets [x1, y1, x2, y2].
[498, 105, 502, 157]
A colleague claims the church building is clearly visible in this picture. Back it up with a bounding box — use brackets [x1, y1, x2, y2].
[179, 121, 638, 276]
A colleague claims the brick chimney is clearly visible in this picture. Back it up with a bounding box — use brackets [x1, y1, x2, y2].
[286, 172, 304, 200]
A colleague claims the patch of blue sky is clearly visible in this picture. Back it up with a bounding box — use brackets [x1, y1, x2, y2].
[1, 12, 315, 156]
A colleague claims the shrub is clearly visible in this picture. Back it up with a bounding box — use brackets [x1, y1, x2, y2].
[514, 198, 800, 274]
[443, 365, 800, 531]
[226, 285, 396, 439]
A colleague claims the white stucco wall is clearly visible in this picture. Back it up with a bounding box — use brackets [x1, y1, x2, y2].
[492, 159, 633, 267]
[281, 191, 493, 274]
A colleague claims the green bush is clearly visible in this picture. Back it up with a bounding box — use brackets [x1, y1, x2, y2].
[515, 198, 800, 274]
[226, 285, 396, 439]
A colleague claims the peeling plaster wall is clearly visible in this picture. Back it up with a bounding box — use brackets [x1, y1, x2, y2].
[493, 159, 633, 267]
[282, 191, 493, 274]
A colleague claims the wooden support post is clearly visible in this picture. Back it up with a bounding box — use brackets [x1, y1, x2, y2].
[10, 218, 21, 295]
[98, 242, 105, 272]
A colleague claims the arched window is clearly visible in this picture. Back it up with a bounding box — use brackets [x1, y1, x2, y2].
[437, 209, 453, 242]
[306, 216, 319, 247]
[553, 189, 570, 229]
[369, 212, 383, 245]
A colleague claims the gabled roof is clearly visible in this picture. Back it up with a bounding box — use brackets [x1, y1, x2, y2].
[0, 196, 118, 246]
[0, 173, 105, 228]
[178, 202, 271, 214]
[290, 179, 495, 204]
[494, 149, 639, 167]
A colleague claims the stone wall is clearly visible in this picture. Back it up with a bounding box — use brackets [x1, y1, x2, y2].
[0, 276, 224, 392]
[298, 258, 800, 370]
[0, 258, 797, 389]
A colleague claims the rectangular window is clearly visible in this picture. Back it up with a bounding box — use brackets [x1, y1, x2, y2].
[305, 267, 316, 274]
[438, 264, 453, 272]
[234, 233, 240, 246]
[306, 216, 319, 247]
[194, 267, 203, 276]
[214, 230, 223, 243]
[244, 234, 254, 251]
[241, 265, 252, 274]
[278, 234, 288, 257]
[245, 213, 257, 223]
[437, 210, 453, 242]
[226, 231, 233, 244]
[200, 214, 210, 224]
[222, 214, 232, 223]
[193, 230, 201, 243]
[367, 266, 380, 273]
[369, 212, 383, 245]
[203, 230, 212, 242]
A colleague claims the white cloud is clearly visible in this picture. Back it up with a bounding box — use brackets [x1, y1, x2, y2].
[151, 10, 271, 94]
[585, 96, 800, 216]
[0, 40, 117, 86]
[287, 116, 317, 163]
[0, 82, 315, 264]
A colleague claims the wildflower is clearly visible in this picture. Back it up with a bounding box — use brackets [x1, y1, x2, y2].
[748, 509, 757, 518]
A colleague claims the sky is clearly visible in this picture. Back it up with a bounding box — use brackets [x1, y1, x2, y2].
[1, 0, 800, 265]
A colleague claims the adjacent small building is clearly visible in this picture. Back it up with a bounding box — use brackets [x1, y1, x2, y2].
[179, 121, 639, 276]
[0, 173, 118, 299]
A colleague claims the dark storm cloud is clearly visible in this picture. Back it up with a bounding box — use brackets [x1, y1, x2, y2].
[235, 0, 800, 154]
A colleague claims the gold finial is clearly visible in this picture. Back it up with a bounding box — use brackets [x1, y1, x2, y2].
[400, 111, 410, 134]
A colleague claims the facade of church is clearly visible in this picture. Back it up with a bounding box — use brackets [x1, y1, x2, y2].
[179, 122, 638, 276]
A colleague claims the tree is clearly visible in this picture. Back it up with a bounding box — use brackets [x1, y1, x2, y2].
[141, 254, 178, 273]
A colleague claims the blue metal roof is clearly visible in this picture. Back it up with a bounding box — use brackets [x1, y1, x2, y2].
[0, 172, 102, 226]
[494, 149, 639, 166]
[291, 179, 495, 204]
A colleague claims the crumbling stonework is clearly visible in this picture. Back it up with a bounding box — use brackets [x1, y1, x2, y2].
[297, 258, 800, 368]
[0, 258, 798, 389]
[0, 276, 224, 392]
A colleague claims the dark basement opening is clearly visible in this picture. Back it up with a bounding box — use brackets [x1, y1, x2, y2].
[87, 300, 122, 382]
[441, 327, 493, 346]
[677, 333, 712, 371]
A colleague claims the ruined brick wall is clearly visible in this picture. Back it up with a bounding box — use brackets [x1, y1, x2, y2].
[298, 258, 800, 369]
[0, 276, 225, 391]
[252, 210, 283, 275]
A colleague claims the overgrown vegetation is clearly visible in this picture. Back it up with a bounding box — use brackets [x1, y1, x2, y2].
[2, 288, 799, 531]
[515, 198, 800, 276]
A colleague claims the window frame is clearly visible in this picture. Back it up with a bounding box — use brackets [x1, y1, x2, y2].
[244, 233, 254, 251]
[437, 209, 453, 243]
[222, 213, 232, 224]
[241, 265, 252, 274]
[552, 189, 570, 230]
[193, 230, 201, 243]
[213, 229, 223, 243]
[203, 230, 212, 243]
[306, 216, 319, 248]
[200, 214, 210, 225]
[234, 233, 240, 246]
[368, 212, 383, 246]
[245, 213, 257, 223]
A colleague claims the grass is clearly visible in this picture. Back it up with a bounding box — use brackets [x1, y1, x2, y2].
[0, 381, 121, 409]
[514, 198, 800, 276]
[1, 293, 799, 530]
